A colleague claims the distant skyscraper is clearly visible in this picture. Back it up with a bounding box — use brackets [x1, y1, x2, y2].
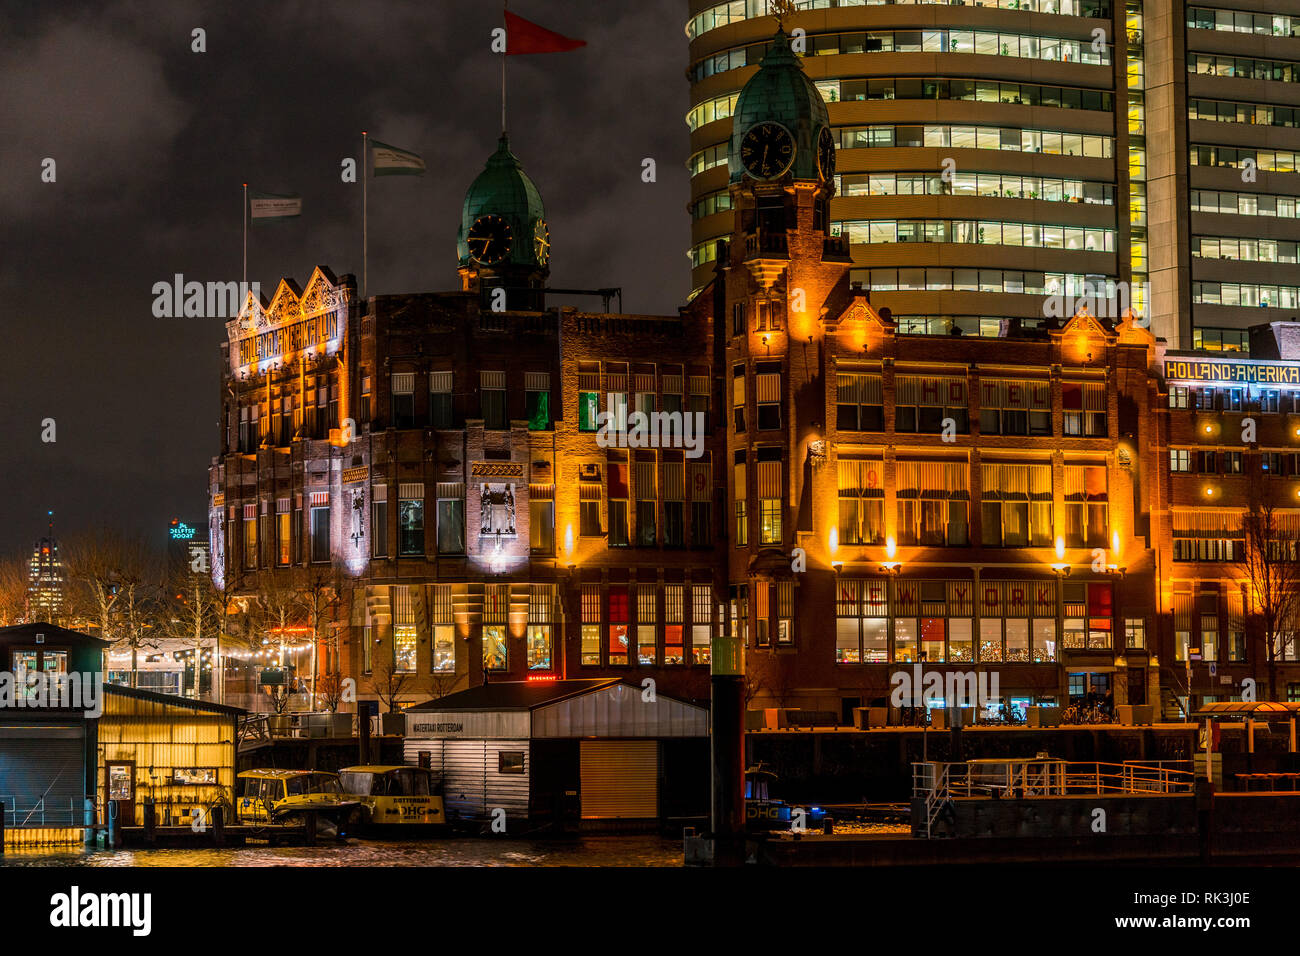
[27, 511, 65, 624]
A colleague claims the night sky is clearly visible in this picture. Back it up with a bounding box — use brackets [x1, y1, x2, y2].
[0, 0, 689, 551]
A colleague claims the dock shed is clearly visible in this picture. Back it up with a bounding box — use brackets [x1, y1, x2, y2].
[404, 678, 708, 828]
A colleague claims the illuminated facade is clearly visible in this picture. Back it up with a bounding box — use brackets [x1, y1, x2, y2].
[686, 0, 1300, 350]
[26, 515, 65, 625]
[208, 23, 1300, 718]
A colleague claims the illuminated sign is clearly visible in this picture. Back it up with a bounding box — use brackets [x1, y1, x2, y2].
[1164, 358, 1300, 386]
[236, 310, 340, 368]
[527, 674, 558, 682]
[169, 521, 196, 540]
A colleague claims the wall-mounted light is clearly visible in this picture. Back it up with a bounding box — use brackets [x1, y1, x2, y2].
[1055, 536, 1066, 562]
[563, 524, 574, 558]
[885, 537, 897, 561]
[828, 526, 839, 558]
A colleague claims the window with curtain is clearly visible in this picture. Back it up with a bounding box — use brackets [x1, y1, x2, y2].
[838, 458, 885, 544]
[581, 585, 601, 665]
[390, 372, 415, 429]
[897, 460, 969, 545]
[429, 371, 453, 428]
[981, 462, 1052, 546]
[837, 373, 885, 431]
[895, 375, 969, 433]
[979, 378, 1051, 435]
[608, 586, 629, 665]
[1063, 464, 1108, 547]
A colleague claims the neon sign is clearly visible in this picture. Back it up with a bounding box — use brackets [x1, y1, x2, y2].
[169, 521, 196, 540]
[1164, 357, 1300, 386]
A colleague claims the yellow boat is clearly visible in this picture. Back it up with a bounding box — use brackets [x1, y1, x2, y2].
[338, 765, 447, 833]
[236, 769, 361, 835]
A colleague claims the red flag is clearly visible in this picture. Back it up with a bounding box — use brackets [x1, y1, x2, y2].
[505, 11, 586, 54]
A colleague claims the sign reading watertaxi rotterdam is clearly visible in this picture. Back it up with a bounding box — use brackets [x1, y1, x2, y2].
[230, 266, 348, 375]
[1164, 355, 1300, 387]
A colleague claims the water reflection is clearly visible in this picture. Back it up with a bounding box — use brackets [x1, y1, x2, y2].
[1, 835, 684, 868]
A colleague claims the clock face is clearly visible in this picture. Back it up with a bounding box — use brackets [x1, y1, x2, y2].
[740, 121, 795, 179]
[533, 220, 550, 266]
[467, 214, 513, 265]
[817, 126, 836, 180]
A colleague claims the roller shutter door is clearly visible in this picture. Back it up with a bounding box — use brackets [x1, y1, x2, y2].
[580, 740, 658, 819]
[0, 725, 86, 826]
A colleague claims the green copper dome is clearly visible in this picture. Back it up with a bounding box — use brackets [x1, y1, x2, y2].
[728, 29, 832, 184]
[457, 133, 547, 269]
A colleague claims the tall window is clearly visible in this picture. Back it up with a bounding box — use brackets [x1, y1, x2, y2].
[579, 481, 602, 536]
[581, 584, 601, 665]
[310, 495, 330, 563]
[895, 375, 968, 433]
[482, 626, 507, 671]
[665, 585, 684, 664]
[757, 453, 782, 545]
[577, 363, 600, 432]
[431, 585, 454, 673]
[756, 365, 782, 430]
[637, 584, 658, 664]
[981, 462, 1052, 547]
[529, 485, 554, 554]
[835, 579, 889, 662]
[398, 484, 425, 556]
[607, 365, 629, 435]
[480, 371, 507, 430]
[528, 585, 553, 670]
[243, 504, 258, 569]
[429, 371, 453, 428]
[897, 460, 968, 546]
[393, 587, 418, 672]
[525, 372, 551, 431]
[608, 456, 629, 547]
[734, 451, 748, 546]
[691, 585, 713, 664]
[609, 586, 630, 665]
[979, 379, 1050, 435]
[635, 455, 657, 547]
[372, 486, 388, 557]
[390, 372, 415, 429]
[1063, 464, 1108, 547]
[663, 458, 685, 547]
[732, 366, 747, 433]
[1063, 382, 1107, 436]
[360, 374, 372, 423]
[436, 483, 465, 554]
[689, 456, 713, 547]
[837, 373, 884, 431]
[689, 374, 710, 432]
[276, 499, 292, 566]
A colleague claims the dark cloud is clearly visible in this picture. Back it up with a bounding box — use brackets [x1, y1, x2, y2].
[0, 0, 688, 549]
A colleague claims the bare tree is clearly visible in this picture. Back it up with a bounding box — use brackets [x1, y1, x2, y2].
[64, 528, 161, 687]
[371, 658, 412, 713]
[316, 671, 346, 713]
[298, 566, 344, 709]
[159, 563, 226, 697]
[0, 553, 29, 626]
[1240, 469, 1300, 702]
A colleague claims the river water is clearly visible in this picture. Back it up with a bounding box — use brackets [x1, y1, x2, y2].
[1, 835, 685, 867]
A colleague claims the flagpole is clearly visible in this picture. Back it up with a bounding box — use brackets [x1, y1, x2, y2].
[502, 1, 507, 133]
[362, 131, 368, 299]
[242, 183, 248, 286]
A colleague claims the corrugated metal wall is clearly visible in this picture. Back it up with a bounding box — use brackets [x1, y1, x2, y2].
[532, 683, 708, 738]
[403, 738, 530, 823]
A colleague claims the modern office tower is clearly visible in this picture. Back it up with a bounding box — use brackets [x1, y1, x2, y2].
[686, 0, 1300, 349]
[26, 511, 65, 625]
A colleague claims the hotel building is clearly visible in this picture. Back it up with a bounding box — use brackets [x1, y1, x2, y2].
[207, 22, 1300, 720]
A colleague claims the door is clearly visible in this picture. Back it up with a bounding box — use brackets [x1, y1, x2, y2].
[105, 761, 135, 827]
[580, 740, 658, 819]
[0, 725, 86, 826]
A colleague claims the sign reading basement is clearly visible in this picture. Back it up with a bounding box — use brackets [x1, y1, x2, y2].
[1164, 357, 1300, 386]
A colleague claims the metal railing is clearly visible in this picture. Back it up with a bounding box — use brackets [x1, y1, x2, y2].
[0, 795, 88, 828]
[237, 711, 380, 746]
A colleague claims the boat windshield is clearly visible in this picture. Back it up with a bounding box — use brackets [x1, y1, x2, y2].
[286, 773, 341, 796]
[391, 769, 431, 796]
[338, 772, 375, 796]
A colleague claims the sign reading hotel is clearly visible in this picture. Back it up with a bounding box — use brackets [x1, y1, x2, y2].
[230, 267, 347, 374]
[1164, 356, 1300, 386]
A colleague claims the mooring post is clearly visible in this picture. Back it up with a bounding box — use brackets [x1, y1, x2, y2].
[107, 800, 120, 848]
[710, 631, 746, 867]
[1196, 777, 1215, 863]
[304, 811, 318, 846]
[143, 797, 156, 845]
[212, 804, 225, 847]
[84, 798, 95, 847]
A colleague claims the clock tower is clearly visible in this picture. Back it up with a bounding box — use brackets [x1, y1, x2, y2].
[723, 25, 853, 667]
[457, 133, 550, 311]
